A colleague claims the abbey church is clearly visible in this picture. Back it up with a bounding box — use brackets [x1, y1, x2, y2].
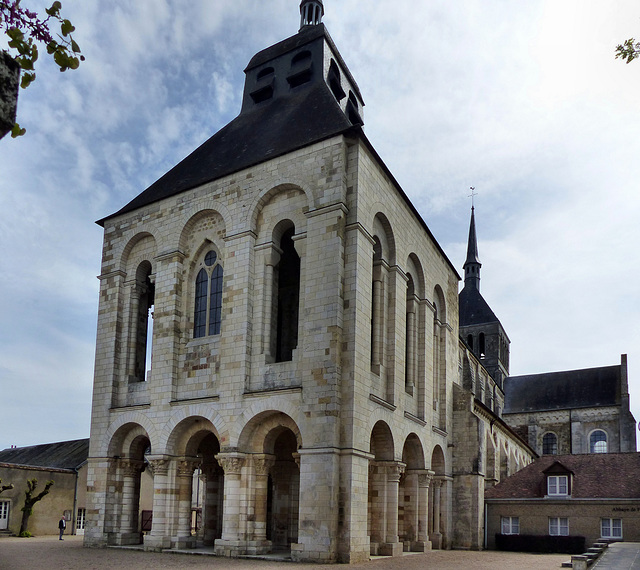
[85, 1, 636, 563]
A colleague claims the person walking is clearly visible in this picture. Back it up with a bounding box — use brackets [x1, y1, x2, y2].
[58, 515, 66, 540]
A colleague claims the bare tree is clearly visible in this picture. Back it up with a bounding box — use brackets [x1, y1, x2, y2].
[19, 479, 54, 536]
[0, 478, 14, 494]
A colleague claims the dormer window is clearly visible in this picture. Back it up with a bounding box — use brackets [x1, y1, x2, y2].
[547, 475, 568, 496]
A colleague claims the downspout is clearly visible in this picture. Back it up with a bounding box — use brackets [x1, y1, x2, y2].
[484, 502, 488, 549]
[72, 466, 79, 535]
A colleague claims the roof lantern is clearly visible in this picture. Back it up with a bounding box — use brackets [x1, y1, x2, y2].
[300, 0, 324, 30]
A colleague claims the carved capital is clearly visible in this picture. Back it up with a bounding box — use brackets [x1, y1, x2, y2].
[215, 453, 246, 475]
[253, 454, 276, 477]
[387, 462, 406, 482]
[119, 459, 144, 478]
[147, 458, 170, 476]
[418, 469, 435, 488]
[177, 457, 200, 477]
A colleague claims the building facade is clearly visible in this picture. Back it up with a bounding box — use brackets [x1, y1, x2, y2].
[503, 355, 637, 457]
[84, 2, 533, 562]
[485, 453, 640, 549]
[0, 439, 89, 536]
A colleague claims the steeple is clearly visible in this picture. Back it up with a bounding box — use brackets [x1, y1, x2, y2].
[463, 206, 481, 290]
[299, 0, 324, 30]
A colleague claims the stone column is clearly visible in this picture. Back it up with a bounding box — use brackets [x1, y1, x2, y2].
[371, 265, 384, 372]
[214, 453, 246, 557]
[144, 457, 172, 551]
[430, 478, 443, 549]
[415, 470, 434, 551]
[379, 462, 404, 557]
[247, 454, 275, 554]
[117, 459, 144, 545]
[405, 300, 416, 394]
[172, 457, 200, 549]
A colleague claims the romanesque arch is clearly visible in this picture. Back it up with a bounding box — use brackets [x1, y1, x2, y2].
[399, 434, 428, 550]
[429, 445, 446, 549]
[105, 423, 152, 546]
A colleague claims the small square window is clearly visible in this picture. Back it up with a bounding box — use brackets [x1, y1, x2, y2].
[549, 517, 569, 536]
[601, 518, 622, 539]
[548, 475, 568, 496]
[501, 516, 519, 535]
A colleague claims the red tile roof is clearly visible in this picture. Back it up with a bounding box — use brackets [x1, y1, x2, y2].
[485, 453, 640, 499]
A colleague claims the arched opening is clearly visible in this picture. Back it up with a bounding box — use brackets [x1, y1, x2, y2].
[133, 261, 154, 382]
[429, 446, 446, 549]
[368, 421, 395, 555]
[107, 424, 151, 546]
[542, 432, 558, 455]
[590, 430, 607, 453]
[196, 433, 223, 545]
[275, 227, 300, 362]
[266, 429, 299, 549]
[399, 435, 427, 551]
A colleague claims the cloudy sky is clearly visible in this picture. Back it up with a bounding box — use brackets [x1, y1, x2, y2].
[1, 0, 639, 450]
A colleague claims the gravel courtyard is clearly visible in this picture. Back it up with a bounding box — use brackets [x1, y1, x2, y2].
[0, 535, 569, 570]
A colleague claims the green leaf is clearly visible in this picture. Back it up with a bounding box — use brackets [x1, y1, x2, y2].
[47, 41, 59, 55]
[71, 39, 81, 53]
[11, 123, 26, 138]
[20, 72, 36, 89]
[46, 1, 62, 16]
[61, 20, 75, 37]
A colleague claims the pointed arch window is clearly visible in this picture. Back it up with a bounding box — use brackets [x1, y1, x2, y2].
[194, 250, 223, 338]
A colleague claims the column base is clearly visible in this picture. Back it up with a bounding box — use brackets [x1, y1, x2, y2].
[291, 542, 336, 563]
[171, 535, 196, 549]
[244, 539, 272, 555]
[214, 539, 246, 557]
[411, 540, 432, 552]
[429, 532, 442, 550]
[143, 534, 171, 551]
[114, 532, 143, 546]
[378, 541, 403, 557]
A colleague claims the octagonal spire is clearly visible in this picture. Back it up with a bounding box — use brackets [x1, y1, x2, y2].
[300, 0, 324, 30]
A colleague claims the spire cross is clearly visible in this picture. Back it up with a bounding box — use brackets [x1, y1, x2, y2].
[468, 187, 478, 209]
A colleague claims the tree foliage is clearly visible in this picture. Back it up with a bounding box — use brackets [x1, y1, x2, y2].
[0, 1, 84, 136]
[615, 37, 640, 64]
[19, 478, 54, 536]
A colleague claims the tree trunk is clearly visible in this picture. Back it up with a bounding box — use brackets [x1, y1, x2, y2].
[19, 510, 31, 536]
[0, 51, 20, 140]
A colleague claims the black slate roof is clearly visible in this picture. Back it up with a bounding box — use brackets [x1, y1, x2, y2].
[503, 365, 620, 414]
[0, 439, 89, 471]
[458, 284, 499, 327]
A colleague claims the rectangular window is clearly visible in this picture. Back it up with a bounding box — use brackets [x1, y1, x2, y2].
[547, 475, 568, 496]
[76, 508, 86, 530]
[549, 517, 569, 536]
[601, 518, 622, 539]
[501, 516, 520, 535]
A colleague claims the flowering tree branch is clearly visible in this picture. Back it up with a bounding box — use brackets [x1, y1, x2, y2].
[1, 0, 84, 137]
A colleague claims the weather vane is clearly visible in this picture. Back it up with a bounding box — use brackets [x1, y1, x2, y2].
[468, 186, 478, 208]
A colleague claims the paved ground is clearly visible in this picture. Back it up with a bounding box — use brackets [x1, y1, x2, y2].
[0, 535, 572, 570]
[594, 542, 640, 569]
